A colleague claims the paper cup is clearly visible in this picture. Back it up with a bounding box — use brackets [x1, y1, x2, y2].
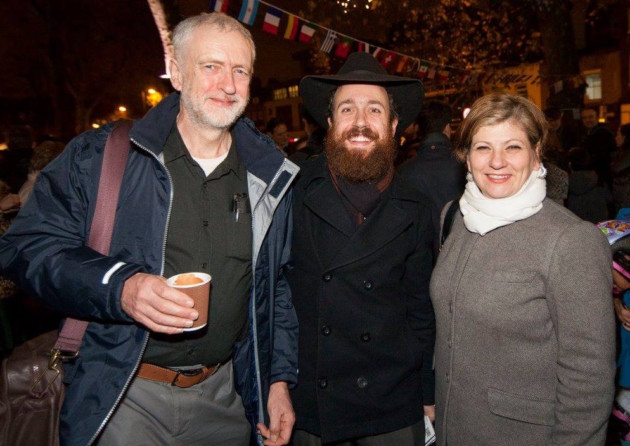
[167, 272, 211, 331]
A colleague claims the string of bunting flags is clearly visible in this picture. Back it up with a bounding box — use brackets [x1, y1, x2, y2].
[210, 0, 582, 90]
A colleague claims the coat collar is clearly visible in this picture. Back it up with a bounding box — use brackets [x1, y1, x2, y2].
[129, 92, 289, 186]
[299, 156, 423, 269]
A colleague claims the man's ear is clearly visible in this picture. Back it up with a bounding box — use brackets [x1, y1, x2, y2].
[391, 118, 399, 137]
[169, 59, 182, 92]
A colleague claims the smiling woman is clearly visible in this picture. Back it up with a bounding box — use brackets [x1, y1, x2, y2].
[431, 93, 616, 446]
[466, 120, 541, 200]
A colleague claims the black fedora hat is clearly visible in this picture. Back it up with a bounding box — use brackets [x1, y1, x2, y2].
[299, 52, 424, 134]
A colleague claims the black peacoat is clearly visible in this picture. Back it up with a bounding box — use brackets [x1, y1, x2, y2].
[287, 156, 436, 443]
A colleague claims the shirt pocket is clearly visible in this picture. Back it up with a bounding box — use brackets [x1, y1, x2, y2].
[225, 212, 252, 260]
[488, 387, 555, 426]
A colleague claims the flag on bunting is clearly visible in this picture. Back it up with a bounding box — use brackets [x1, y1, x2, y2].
[417, 60, 430, 78]
[407, 58, 420, 75]
[335, 37, 353, 59]
[372, 48, 383, 59]
[438, 68, 450, 83]
[262, 7, 282, 34]
[284, 14, 300, 40]
[357, 42, 370, 53]
[209, 0, 229, 12]
[394, 56, 409, 73]
[320, 30, 338, 53]
[379, 51, 397, 70]
[238, 0, 259, 25]
[299, 23, 316, 43]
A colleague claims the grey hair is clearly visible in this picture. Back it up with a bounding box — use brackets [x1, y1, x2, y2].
[172, 12, 256, 66]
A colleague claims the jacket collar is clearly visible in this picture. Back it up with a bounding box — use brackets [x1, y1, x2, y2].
[416, 132, 452, 154]
[300, 155, 421, 236]
[129, 92, 288, 186]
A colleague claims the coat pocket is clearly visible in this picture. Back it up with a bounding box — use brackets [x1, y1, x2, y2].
[492, 271, 536, 283]
[487, 387, 555, 426]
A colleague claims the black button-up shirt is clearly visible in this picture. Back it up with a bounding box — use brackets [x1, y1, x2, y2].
[143, 124, 252, 367]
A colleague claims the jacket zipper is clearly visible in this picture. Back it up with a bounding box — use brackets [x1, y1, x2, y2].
[250, 161, 294, 445]
[87, 137, 174, 445]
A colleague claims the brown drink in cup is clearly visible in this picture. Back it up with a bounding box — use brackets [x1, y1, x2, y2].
[166, 272, 211, 331]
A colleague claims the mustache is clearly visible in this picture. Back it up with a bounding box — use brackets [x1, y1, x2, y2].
[344, 127, 378, 141]
[206, 93, 245, 104]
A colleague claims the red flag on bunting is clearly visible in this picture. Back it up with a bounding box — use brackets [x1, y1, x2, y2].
[335, 37, 353, 59]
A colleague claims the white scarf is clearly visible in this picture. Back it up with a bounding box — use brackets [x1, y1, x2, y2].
[459, 165, 547, 235]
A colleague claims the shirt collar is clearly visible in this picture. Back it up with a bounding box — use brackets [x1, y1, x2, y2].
[163, 123, 244, 179]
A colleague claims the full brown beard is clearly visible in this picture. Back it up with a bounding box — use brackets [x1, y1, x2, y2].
[325, 125, 398, 182]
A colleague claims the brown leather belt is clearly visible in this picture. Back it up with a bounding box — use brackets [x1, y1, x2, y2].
[136, 363, 219, 388]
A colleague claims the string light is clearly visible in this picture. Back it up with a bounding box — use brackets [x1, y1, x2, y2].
[336, 0, 373, 14]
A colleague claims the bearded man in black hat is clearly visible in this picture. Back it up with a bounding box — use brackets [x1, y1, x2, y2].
[286, 52, 435, 445]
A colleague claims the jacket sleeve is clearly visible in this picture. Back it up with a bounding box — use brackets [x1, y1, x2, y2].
[547, 220, 615, 445]
[269, 190, 299, 387]
[0, 129, 144, 322]
[405, 199, 436, 405]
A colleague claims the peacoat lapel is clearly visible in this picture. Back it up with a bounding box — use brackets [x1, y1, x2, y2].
[299, 157, 420, 271]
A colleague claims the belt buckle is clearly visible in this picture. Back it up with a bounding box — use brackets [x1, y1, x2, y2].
[177, 368, 204, 377]
[170, 367, 204, 387]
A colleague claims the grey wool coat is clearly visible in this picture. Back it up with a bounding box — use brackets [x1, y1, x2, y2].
[431, 198, 616, 446]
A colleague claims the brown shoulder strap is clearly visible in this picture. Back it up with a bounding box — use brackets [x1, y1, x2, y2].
[56, 120, 132, 352]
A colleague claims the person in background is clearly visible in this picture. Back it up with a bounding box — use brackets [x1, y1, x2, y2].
[0, 139, 65, 212]
[0, 140, 66, 356]
[566, 146, 612, 223]
[266, 117, 290, 156]
[288, 52, 435, 445]
[543, 107, 576, 168]
[0, 12, 298, 446]
[398, 100, 466, 239]
[612, 124, 630, 212]
[432, 93, 615, 445]
[581, 106, 616, 194]
[288, 105, 325, 166]
[541, 109, 570, 206]
[397, 113, 422, 164]
[598, 214, 630, 446]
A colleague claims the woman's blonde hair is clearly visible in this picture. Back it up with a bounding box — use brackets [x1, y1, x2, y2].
[453, 93, 548, 162]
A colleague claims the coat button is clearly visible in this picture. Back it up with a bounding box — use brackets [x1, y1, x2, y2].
[322, 273, 332, 282]
[318, 378, 328, 389]
[356, 376, 368, 388]
[360, 332, 371, 342]
[363, 280, 373, 290]
[445, 373, 450, 383]
[321, 325, 332, 336]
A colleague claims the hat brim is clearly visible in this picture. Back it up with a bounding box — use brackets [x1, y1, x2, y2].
[299, 71, 424, 135]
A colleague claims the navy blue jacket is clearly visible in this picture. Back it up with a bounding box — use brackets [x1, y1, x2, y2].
[0, 93, 299, 446]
